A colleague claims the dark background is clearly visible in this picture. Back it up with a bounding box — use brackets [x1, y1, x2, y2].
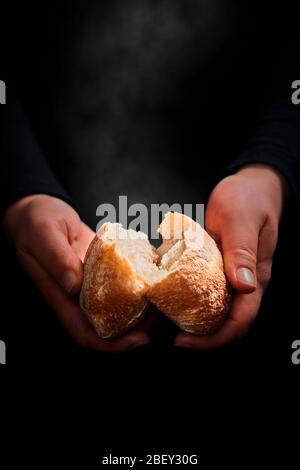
[2, 1, 300, 226]
[1, 0, 299, 464]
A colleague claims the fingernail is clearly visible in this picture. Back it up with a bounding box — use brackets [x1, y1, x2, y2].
[61, 270, 77, 293]
[236, 267, 256, 287]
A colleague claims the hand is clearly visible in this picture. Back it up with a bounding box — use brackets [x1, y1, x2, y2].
[3, 194, 150, 352]
[176, 164, 288, 350]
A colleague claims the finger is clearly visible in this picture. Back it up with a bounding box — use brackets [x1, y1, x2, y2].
[175, 285, 264, 350]
[19, 251, 150, 352]
[26, 220, 83, 295]
[218, 216, 259, 293]
[256, 219, 278, 289]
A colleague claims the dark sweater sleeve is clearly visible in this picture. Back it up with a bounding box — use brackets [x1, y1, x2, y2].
[225, 91, 300, 204]
[0, 88, 74, 219]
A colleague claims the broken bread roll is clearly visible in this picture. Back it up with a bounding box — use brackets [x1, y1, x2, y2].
[147, 212, 231, 335]
[80, 223, 164, 339]
[80, 213, 231, 339]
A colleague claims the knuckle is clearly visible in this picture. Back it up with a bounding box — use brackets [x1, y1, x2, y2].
[231, 246, 257, 266]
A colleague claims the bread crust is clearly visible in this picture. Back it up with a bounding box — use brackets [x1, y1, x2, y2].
[80, 214, 231, 339]
[80, 232, 149, 339]
[148, 221, 231, 335]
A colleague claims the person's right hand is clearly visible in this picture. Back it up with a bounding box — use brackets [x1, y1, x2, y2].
[175, 164, 287, 350]
[3, 194, 151, 352]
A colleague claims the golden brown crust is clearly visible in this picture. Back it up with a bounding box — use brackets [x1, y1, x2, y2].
[81, 214, 231, 339]
[148, 215, 231, 335]
[80, 233, 149, 339]
[148, 250, 230, 334]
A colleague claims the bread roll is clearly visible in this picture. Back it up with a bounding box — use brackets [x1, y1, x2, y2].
[147, 212, 231, 334]
[80, 213, 231, 339]
[80, 223, 163, 339]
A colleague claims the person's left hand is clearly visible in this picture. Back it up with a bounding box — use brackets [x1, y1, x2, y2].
[175, 164, 288, 350]
[3, 194, 151, 352]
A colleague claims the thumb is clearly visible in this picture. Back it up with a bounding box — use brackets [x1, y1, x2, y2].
[28, 222, 83, 295]
[220, 220, 258, 293]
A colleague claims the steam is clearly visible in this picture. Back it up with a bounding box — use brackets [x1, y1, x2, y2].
[54, 0, 234, 226]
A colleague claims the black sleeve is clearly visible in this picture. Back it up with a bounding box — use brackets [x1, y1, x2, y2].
[0, 88, 74, 220]
[225, 90, 300, 204]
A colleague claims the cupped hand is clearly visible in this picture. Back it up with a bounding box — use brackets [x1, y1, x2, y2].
[3, 194, 150, 352]
[176, 164, 288, 350]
